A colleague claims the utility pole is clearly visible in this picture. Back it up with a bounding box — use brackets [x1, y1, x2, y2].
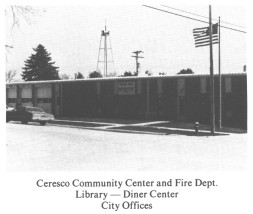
[209, 5, 215, 134]
[131, 51, 144, 75]
[218, 16, 222, 129]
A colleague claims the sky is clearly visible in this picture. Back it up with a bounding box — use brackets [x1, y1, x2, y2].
[5, 4, 246, 80]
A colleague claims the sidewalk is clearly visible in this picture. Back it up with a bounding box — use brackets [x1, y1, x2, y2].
[49, 117, 247, 136]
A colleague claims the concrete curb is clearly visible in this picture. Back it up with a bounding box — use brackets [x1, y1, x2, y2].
[49, 119, 232, 136]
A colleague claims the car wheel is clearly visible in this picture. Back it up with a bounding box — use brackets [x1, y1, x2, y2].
[21, 119, 28, 124]
[40, 121, 47, 126]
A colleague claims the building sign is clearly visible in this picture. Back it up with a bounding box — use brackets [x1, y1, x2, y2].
[118, 82, 135, 95]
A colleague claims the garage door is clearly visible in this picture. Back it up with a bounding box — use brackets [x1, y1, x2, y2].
[21, 85, 32, 98]
[7, 86, 17, 98]
[20, 85, 33, 107]
[7, 86, 17, 107]
[36, 84, 52, 113]
[37, 84, 52, 98]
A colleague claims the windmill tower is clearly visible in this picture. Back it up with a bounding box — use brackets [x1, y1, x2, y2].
[96, 23, 115, 77]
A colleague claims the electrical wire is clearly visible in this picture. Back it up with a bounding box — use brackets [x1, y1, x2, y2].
[143, 5, 246, 34]
[161, 5, 246, 29]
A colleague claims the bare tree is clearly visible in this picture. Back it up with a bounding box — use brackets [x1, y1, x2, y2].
[60, 73, 70, 80]
[5, 45, 13, 62]
[5, 6, 46, 61]
[5, 6, 45, 30]
[6, 70, 17, 83]
[107, 71, 117, 77]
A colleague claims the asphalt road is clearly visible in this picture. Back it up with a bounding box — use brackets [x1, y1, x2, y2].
[6, 122, 247, 171]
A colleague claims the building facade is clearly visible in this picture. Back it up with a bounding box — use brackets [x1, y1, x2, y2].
[6, 73, 247, 129]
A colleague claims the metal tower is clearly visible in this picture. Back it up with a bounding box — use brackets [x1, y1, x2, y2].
[96, 24, 115, 77]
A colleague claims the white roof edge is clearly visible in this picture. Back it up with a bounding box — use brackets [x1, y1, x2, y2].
[6, 73, 247, 85]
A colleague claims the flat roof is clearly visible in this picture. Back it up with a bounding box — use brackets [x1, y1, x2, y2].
[6, 72, 246, 85]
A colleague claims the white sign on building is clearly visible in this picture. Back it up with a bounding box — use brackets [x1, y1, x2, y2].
[118, 82, 135, 95]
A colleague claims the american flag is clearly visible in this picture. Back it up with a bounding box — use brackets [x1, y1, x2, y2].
[193, 23, 219, 48]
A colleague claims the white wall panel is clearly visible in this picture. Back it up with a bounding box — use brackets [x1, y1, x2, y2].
[36, 84, 52, 98]
[7, 87, 17, 98]
[21, 85, 32, 98]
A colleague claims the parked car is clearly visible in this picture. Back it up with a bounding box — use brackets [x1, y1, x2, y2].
[6, 106, 54, 125]
[6, 105, 14, 111]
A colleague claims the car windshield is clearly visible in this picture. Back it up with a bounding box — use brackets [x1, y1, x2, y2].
[26, 107, 44, 112]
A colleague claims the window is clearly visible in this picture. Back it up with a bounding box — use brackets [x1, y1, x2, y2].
[56, 97, 61, 105]
[21, 98, 32, 103]
[8, 98, 16, 103]
[157, 79, 163, 94]
[177, 79, 185, 96]
[225, 77, 232, 93]
[200, 78, 207, 94]
[37, 98, 52, 103]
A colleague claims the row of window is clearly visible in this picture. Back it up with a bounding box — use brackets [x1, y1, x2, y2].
[7, 98, 52, 103]
[8, 98, 17, 103]
[200, 77, 232, 94]
[37, 98, 52, 103]
[21, 98, 32, 103]
[7, 78, 233, 101]
[177, 77, 232, 96]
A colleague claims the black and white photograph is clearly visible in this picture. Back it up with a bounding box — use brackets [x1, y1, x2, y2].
[5, 4, 247, 171]
[2, 1, 252, 214]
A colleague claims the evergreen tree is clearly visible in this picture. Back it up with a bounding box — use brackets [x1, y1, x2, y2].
[177, 68, 194, 74]
[21, 44, 59, 81]
[89, 71, 102, 78]
[122, 71, 137, 76]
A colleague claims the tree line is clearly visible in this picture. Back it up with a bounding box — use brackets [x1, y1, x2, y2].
[7, 44, 195, 82]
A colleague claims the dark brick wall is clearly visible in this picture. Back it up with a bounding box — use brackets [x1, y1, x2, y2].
[45, 74, 247, 129]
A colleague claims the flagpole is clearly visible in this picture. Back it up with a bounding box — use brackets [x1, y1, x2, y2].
[209, 5, 215, 134]
[218, 16, 222, 129]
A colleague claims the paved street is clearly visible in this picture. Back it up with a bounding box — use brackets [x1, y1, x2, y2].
[6, 122, 247, 171]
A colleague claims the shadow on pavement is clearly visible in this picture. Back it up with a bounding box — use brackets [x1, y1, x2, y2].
[49, 120, 105, 127]
[110, 126, 229, 136]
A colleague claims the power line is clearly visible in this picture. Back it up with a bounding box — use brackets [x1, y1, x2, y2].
[161, 5, 246, 29]
[143, 5, 246, 34]
[5, 45, 13, 48]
